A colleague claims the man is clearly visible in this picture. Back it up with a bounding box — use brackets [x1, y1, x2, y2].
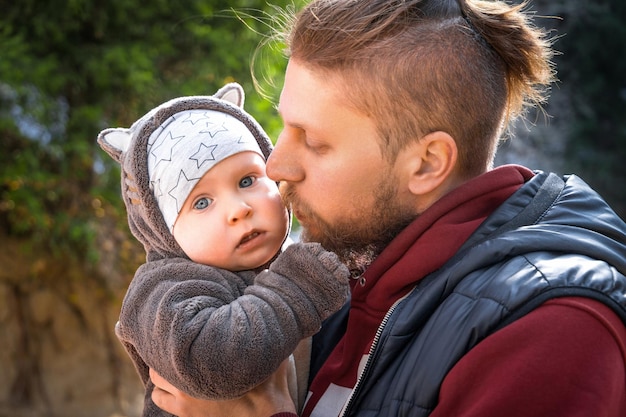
[151, 0, 626, 415]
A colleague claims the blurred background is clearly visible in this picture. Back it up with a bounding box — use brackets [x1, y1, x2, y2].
[0, 0, 624, 416]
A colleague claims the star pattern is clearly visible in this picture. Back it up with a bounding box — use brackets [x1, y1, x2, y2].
[168, 169, 202, 213]
[199, 121, 229, 138]
[150, 131, 185, 170]
[180, 111, 212, 125]
[190, 143, 218, 169]
[151, 178, 164, 200]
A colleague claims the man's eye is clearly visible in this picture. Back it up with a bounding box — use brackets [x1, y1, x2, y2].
[305, 139, 329, 154]
[239, 176, 255, 188]
[193, 197, 211, 210]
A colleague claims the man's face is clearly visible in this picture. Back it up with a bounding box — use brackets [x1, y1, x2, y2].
[267, 60, 417, 267]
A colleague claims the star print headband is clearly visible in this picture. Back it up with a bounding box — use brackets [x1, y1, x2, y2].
[147, 108, 264, 232]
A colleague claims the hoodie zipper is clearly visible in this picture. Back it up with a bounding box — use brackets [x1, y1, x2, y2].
[339, 293, 409, 417]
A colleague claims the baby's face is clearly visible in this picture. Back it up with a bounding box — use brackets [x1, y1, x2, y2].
[173, 151, 288, 271]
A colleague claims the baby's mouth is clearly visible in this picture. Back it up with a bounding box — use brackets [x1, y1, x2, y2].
[239, 231, 261, 245]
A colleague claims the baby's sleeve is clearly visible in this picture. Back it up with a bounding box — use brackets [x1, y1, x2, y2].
[116, 245, 349, 402]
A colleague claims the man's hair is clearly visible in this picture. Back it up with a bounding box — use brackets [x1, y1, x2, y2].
[276, 0, 555, 176]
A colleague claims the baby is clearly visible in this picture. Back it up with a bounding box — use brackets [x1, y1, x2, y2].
[97, 83, 349, 416]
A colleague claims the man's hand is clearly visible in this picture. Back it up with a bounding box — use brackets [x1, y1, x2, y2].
[150, 359, 297, 417]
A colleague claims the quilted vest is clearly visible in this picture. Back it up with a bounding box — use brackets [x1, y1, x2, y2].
[312, 173, 626, 417]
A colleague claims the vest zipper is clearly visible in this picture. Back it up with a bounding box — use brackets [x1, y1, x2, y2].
[339, 294, 409, 417]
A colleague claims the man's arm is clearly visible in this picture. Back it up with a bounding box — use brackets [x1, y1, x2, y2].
[150, 359, 298, 417]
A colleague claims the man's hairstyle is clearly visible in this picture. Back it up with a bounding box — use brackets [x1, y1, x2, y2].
[276, 0, 555, 176]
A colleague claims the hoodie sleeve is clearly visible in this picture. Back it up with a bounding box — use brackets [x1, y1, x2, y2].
[115, 242, 349, 404]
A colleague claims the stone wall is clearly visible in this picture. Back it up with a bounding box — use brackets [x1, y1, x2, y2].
[0, 234, 144, 417]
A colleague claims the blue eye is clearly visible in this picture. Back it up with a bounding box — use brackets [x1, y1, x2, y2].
[239, 176, 255, 188]
[193, 197, 211, 210]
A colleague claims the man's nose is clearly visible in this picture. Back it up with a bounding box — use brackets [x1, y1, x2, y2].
[267, 130, 304, 183]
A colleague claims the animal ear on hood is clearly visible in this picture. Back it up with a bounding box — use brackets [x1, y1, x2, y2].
[97, 128, 131, 163]
[213, 82, 245, 108]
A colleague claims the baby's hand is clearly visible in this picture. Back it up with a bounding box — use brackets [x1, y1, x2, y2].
[269, 242, 350, 318]
[295, 242, 349, 282]
[277, 242, 350, 284]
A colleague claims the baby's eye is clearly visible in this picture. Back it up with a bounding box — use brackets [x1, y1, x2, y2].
[239, 176, 255, 188]
[193, 197, 211, 210]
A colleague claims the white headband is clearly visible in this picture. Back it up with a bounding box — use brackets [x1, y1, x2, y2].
[147, 109, 263, 232]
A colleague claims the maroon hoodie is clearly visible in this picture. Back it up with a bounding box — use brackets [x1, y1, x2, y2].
[297, 165, 626, 417]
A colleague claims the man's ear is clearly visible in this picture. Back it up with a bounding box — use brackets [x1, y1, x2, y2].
[399, 131, 458, 196]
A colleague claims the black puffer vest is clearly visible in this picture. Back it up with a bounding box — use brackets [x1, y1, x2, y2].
[311, 172, 626, 417]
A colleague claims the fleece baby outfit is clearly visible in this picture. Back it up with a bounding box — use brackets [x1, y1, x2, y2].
[97, 83, 350, 416]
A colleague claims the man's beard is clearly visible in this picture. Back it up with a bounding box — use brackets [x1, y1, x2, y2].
[280, 176, 417, 273]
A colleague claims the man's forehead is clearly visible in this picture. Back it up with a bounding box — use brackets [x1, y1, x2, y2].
[278, 60, 349, 127]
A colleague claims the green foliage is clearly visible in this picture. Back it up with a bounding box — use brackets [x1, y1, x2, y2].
[555, 0, 626, 216]
[0, 0, 295, 263]
[4, 0, 623, 268]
